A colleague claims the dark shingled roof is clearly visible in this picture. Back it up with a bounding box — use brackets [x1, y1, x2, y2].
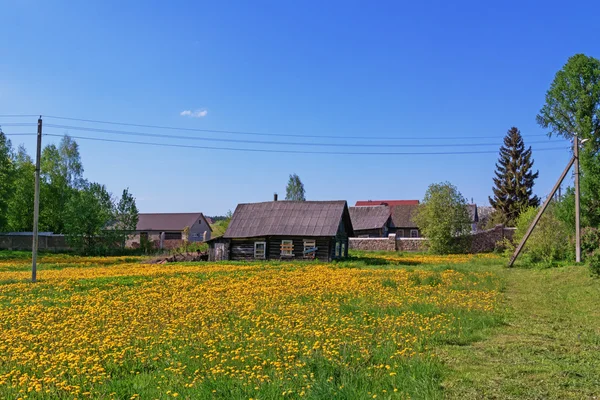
[359, 203, 478, 229]
[224, 201, 353, 238]
[390, 204, 420, 228]
[349, 206, 391, 231]
[136, 213, 211, 232]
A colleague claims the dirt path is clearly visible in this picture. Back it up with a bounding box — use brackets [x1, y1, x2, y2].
[439, 266, 600, 399]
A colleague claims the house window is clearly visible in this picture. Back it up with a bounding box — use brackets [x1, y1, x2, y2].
[335, 241, 341, 257]
[410, 229, 419, 238]
[280, 240, 294, 256]
[303, 240, 316, 259]
[164, 232, 182, 240]
[341, 242, 346, 257]
[191, 233, 199, 239]
[140, 232, 148, 241]
[254, 242, 266, 259]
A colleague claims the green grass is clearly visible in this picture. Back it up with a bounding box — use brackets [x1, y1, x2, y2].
[0, 251, 598, 399]
[439, 264, 600, 399]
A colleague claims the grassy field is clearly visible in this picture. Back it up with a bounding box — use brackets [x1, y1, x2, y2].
[0, 251, 598, 399]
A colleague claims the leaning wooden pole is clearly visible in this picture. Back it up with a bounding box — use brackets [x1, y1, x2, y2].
[508, 156, 575, 267]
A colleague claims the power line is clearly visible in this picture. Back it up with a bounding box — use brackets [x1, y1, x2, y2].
[0, 123, 38, 127]
[44, 114, 551, 141]
[44, 124, 558, 148]
[3, 133, 37, 136]
[44, 133, 569, 156]
[0, 114, 40, 118]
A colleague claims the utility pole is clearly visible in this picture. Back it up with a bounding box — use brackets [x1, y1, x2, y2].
[508, 156, 575, 267]
[574, 136, 581, 263]
[32, 116, 42, 283]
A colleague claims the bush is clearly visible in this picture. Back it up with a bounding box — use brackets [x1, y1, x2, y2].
[581, 227, 600, 276]
[507, 205, 572, 266]
[168, 241, 208, 255]
[139, 235, 156, 255]
[581, 227, 600, 257]
[413, 182, 472, 254]
[589, 250, 600, 277]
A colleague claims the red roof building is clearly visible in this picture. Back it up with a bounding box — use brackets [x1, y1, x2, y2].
[355, 200, 420, 207]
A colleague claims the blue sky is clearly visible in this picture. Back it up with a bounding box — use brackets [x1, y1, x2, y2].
[1, 0, 598, 215]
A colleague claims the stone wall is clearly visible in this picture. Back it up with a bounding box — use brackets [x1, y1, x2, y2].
[469, 225, 515, 253]
[396, 238, 427, 252]
[350, 225, 515, 254]
[349, 235, 425, 252]
[0, 234, 70, 252]
[349, 234, 396, 251]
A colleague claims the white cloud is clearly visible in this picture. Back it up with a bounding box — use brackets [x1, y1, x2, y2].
[180, 109, 208, 118]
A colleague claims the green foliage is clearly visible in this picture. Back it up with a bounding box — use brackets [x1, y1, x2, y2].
[285, 173, 306, 201]
[537, 54, 600, 142]
[489, 127, 540, 226]
[581, 227, 600, 276]
[6, 146, 35, 232]
[211, 210, 232, 237]
[508, 206, 572, 266]
[0, 132, 14, 231]
[537, 54, 600, 227]
[588, 250, 600, 276]
[139, 234, 155, 255]
[114, 188, 139, 249]
[1, 135, 139, 255]
[64, 183, 115, 255]
[581, 227, 600, 257]
[579, 150, 600, 227]
[39, 136, 84, 233]
[169, 241, 208, 255]
[413, 182, 471, 254]
[553, 187, 575, 232]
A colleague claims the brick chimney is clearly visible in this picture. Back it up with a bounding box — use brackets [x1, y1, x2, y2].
[274, 193, 278, 201]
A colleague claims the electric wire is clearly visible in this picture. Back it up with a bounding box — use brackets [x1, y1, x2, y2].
[43, 114, 551, 141]
[44, 133, 569, 156]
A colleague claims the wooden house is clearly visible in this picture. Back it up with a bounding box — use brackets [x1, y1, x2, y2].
[207, 200, 354, 262]
[349, 205, 392, 237]
[354, 200, 422, 237]
[355, 200, 480, 237]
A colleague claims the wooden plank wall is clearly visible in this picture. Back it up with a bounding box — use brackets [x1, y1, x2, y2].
[267, 237, 331, 261]
[230, 237, 333, 261]
[354, 228, 383, 238]
[230, 238, 264, 261]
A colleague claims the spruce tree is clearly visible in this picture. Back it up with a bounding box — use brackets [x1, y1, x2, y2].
[489, 127, 540, 226]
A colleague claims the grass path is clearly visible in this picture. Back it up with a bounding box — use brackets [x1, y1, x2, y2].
[440, 265, 600, 399]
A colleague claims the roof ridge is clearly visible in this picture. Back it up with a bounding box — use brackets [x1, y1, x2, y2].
[138, 212, 204, 215]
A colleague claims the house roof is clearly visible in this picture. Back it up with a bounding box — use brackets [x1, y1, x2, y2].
[477, 206, 494, 223]
[354, 199, 478, 228]
[355, 200, 420, 207]
[349, 206, 391, 231]
[136, 213, 212, 232]
[390, 204, 478, 228]
[389, 204, 420, 228]
[224, 201, 353, 238]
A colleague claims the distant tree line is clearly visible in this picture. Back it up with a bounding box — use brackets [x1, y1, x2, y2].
[0, 133, 138, 254]
[416, 53, 600, 272]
